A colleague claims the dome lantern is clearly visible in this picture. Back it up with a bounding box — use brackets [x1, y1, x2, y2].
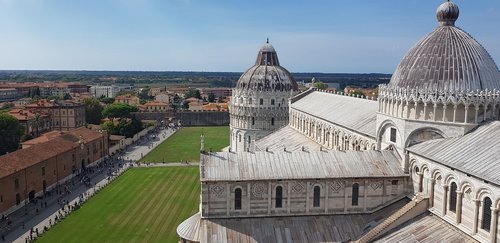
[436, 0, 459, 26]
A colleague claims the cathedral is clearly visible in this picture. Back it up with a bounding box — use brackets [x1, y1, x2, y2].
[178, 1, 500, 242]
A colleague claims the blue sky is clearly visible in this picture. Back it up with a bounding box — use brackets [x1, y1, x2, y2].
[0, 0, 499, 73]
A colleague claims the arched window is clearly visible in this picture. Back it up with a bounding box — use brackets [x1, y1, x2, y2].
[352, 183, 359, 206]
[248, 98, 252, 104]
[252, 117, 255, 125]
[313, 186, 320, 207]
[414, 167, 419, 175]
[235, 188, 242, 210]
[275, 186, 283, 208]
[449, 182, 457, 212]
[271, 118, 275, 126]
[259, 98, 263, 105]
[271, 99, 275, 105]
[482, 197, 492, 232]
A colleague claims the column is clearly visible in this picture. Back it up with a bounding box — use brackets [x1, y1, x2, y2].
[442, 104, 447, 122]
[267, 182, 271, 215]
[473, 199, 480, 234]
[456, 191, 463, 224]
[287, 182, 291, 214]
[453, 105, 457, 123]
[429, 179, 436, 207]
[324, 182, 329, 213]
[423, 103, 428, 120]
[442, 184, 448, 216]
[433, 104, 437, 121]
[475, 106, 479, 124]
[247, 183, 251, 215]
[363, 180, 368, 212]
[344, 181, 349, 213]
[418, 173, 424, 193]
[490, 207, 498, 243]
[306, 182, 310, 213]
[464, 106, 469, 124]
[226, 183, 230, 217]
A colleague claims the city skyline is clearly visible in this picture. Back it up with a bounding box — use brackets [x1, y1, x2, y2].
[0, 0, 499, 73]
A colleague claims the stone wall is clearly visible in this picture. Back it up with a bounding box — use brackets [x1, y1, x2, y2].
[201, 177, 409, 219]
[177, 111, 229, 126]
[410, 153, 500, 243]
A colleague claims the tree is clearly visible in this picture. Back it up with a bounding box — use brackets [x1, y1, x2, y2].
[99, 96, 115, 104]
[101, 117, 143, 138]
[0, 113, 24, 155]
[313, 82, 328, 90]
[207, 93, 216, 103]
[102, 103, 139, 118]
[182, 101, 189, 110]
[185, 89, 201, 99]
[83, 98, 104, 124]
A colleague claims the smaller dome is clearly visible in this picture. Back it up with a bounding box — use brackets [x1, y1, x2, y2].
[437, 0, 459, 26]
[260, 38, 276, 53]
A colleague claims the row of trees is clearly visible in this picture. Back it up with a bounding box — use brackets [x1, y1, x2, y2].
[0, 113, 24, 155]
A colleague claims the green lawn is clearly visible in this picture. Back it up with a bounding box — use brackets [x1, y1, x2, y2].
[38, 167, 200, 243]
[141, 126, 229, 163]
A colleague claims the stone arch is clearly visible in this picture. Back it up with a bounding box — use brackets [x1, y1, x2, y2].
[444, 173, 458, 186]
[476, 187, 495, 201]
[405, 127, 446, 148]
[376, 119, 403, 149]
[431, 169, 443, 181]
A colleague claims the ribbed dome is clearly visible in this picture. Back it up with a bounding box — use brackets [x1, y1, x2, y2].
[389, 1, 500, 92]
[235, 41, 298, 92]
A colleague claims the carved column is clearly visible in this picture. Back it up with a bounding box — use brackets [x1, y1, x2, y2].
[324, 182, 329, 213]
[429, 179, 436, 207]
[456, 191, 463, 224]
[247, 183, 251, 215]
[423, 103, 428, 120]
[363, 180, 368, 212]
[490, 207, 498, 243]
[475, 106, 480, 124]
[433, 103, 437, 121]
[453, 105, 457, 123]
[442, 104, 447, 122]
[473, 199, 480, 234]
[464, 106, 469, 124]
[442, 184, 448, 216]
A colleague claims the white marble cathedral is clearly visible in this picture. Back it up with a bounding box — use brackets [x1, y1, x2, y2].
[178, 1, 500, 242]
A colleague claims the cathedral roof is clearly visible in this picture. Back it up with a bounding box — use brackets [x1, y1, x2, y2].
[408, 121, 500, 186]
[235, 40, 298, 92]
[291, 91, 378, 138]
[201, 150, 404, 182]
[389, 0, 500, 92]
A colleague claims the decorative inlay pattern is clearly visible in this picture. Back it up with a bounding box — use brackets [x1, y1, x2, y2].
[370, 182, 383, 191]
[210, 185, 224, 198]
[291, 182, 305, 194]
[251, 183, 265, 198]
[329, 181, 344, 193]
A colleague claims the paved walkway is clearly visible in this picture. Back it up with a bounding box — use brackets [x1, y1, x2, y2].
[2, 126, 180, 243]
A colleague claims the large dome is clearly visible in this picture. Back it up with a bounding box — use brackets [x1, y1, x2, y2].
[389, 1, 500, 91]
[235, 40, 298, 92]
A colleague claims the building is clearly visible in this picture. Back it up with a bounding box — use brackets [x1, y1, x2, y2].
[229, 40, 298, 152]
[155, 93, 172, 104]
[0, 88, 22, 102]
[25, 99, 86, 131]
[178, 2, 500, 242]
[200, 88, 232, 99]
[8, 108, 52, 137]
[148, 87, 162, 97]
[89, 85, 122, 98]
[115, 94, 140, 106]
[202, 103, 228, 112]
[143, 100, 171, 112]
[0, 127, 108, 215]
